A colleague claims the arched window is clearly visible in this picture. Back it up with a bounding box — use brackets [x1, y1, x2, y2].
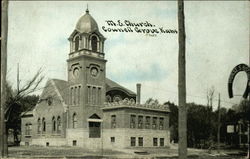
[57, 116, 61, 133]
[91, 36, 97, 52]
[75, 36, 80, 51]
[37, 118, 41, 134]
[42, 117, 46, 132]
[73, 113, 77, 129]
[52, 116, 56, 132]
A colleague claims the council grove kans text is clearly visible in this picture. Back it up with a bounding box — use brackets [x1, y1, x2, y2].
[102, 20, 178, 35]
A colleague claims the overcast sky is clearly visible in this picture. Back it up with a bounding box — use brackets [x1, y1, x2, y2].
[7, 1, 249, 109]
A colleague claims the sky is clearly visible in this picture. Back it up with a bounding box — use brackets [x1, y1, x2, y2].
[7, 1, 249, 109]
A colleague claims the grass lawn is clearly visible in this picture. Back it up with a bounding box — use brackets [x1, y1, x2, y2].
[8, 146, 125, 157]
[7, 146, 247, 159]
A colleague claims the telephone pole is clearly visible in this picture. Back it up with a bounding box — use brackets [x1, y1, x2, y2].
[217, 93, 221, 154]
[177, 0, 187, 159]
[17, 63, 20, 92]
[1, 0, 9, 157]
[247, 30, 250, 159]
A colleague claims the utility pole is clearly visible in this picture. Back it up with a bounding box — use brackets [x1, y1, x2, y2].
[247, 120, 249, 159]
[177, 0, 187, 159]
[247, 22, 250, 159]
[1, 0, 9, 157]
[247, 35, 250, 159]
[217, 93, 221, 154]
[17, 63, 20, 92]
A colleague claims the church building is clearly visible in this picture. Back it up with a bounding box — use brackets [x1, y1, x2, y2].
[21, 8, 170, 149]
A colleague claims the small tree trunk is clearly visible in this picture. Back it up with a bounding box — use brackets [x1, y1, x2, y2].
[14, 128, 19, 145]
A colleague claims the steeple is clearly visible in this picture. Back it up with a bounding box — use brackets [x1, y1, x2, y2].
[86, 4, 89, 14]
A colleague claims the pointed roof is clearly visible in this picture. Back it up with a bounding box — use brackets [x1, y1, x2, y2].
[50, 79, 69, 104]
[75, 9, 99, 33]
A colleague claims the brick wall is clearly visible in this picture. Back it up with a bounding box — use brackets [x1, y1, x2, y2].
[103, 128, 170, 149]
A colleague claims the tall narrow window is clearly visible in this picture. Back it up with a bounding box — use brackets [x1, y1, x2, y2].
[138, 137, 143, 146]
[25, 124, 28, 135]
[152, 117, 157, 129]
[37, 118, 41, 134]
[153, 138, 158, 146]
[131, 137, 136, 146]
[159, 118, 164, 130]
[130, 115, 136, 128]
[52, 116, 56, 133]
[91, 36, 97, 52]
[145, 116, 150, 129]
[75, 36, 79, 51]
[25, 123, 32, 136]
[71, 87, 73, 105]
[57, 116, 61, 133]
[160, 138, 164, 147]
[42, 118, 46, 133]
[138, 116, 143, 129]
[74, 87, 77, 105]
[92, 87, 96, 104]
[98, 87, 101, 104]
[78, 86, 81, 104]
[87, 86, 91, 104]
[111, 115, 116, 128]
[73, 113, 77, 129]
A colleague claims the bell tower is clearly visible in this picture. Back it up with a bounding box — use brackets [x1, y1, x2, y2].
[67, 8, 106, 128]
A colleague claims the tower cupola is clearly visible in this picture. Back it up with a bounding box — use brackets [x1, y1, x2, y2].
[68, 8, 106, 59]
[75, 9, 99, 33]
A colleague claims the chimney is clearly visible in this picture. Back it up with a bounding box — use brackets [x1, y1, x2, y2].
[136, 83, 141, 104]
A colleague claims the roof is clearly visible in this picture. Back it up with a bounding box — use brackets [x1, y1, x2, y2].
[50, 79, 69, 104]
[49, 78, 136, 102]
[21, 110, 34, 117]
[102, 102, 170, 113]
[105, 78, 136, 96]
[75, 9, 99, 33]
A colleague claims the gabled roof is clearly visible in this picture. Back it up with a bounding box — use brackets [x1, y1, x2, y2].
[49, 78, 136, 103]
[51, 79, 69, 104]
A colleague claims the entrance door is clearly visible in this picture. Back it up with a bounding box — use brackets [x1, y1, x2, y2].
[89, 122, 101, 138]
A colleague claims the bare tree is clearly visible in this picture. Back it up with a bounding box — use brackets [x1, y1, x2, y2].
[207, 86, 215, 108]
[5, 68, 44, 118]
[2, 68, 44, 153]
[206, 86, 215, 151]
